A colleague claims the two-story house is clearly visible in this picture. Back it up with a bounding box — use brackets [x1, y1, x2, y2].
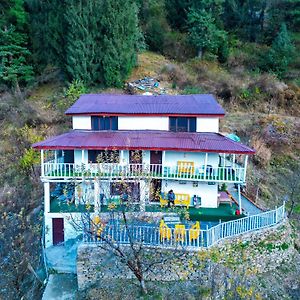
[33, 94, 255, 247]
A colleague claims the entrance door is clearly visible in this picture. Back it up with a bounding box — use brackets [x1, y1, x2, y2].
[52, 218, 64, 245]
[150, 151, 162, 175]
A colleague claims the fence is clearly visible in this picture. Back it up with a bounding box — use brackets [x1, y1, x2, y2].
[83, 204, 285, 249]
[42, 162, 245, 183]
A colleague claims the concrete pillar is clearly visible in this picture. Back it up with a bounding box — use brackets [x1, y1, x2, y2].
[41, 149, 44, 177]
[243, 155, 248, 181]
[44, 182, 50, 214]
[94, 180, 100, 213]
[139, 181, 147, 212]
[238, 184, 242, 212]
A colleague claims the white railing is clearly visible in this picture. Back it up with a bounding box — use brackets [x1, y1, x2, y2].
[42, 162, 245, 183]
[83, 204, 285, 248]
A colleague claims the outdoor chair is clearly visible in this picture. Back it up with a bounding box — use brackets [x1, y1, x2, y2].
[189, 221, 200, 242]
[174, 224, 186, 242]
[159, 220, 171, 241]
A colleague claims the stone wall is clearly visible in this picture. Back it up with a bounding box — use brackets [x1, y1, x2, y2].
[77, 220, 296, 291]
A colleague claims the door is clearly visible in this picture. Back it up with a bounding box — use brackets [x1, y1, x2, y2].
[150, 151, 162, 174]
[52, 218, 64, 245]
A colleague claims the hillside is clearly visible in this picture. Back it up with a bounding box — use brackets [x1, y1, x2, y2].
[1, 49, 299, 298]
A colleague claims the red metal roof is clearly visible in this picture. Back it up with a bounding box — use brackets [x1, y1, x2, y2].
[65, 94, 225, 116]
[32, 130, 255, 154]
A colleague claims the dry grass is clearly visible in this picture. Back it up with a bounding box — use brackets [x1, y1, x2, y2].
[128, 51, 171, 81]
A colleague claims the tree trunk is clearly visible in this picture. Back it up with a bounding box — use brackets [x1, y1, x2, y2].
[197, 48, 203, 59]
[139, 278, 147, 295]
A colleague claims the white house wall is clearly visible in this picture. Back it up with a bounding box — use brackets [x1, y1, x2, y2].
[196, 117, 219, 132]
[118, 116, 169, 130]
[72, 116, 91, 130]
[44, 213, 82, 248]
[161, 180, 218, 208]
[163, 151, 219, 167]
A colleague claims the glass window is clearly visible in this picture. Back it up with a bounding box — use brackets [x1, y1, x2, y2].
[88, 150, 119, 163]
[169, 117, 196, 132]
[91, 116, 118, 130]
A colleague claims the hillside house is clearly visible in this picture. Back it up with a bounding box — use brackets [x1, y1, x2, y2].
[33, 94, 255, 247]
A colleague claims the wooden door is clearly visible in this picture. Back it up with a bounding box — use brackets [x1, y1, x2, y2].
[52, 218, 64, 245]
[150, 151, 162, 174]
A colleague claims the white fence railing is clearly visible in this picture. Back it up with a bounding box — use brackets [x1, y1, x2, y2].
[42, 162, 246, 183]
[83, 204, 285, 249]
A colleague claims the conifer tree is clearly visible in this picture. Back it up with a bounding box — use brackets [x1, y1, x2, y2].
[64, 0, 101, 85]
[100, 0, 140, 87]
[0, 0, 33, 94]
[266, 23, 295, 77]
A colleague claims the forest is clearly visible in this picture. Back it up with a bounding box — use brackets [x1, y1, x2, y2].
[1, 0, 299, 91]
[0, 0, 299, 299]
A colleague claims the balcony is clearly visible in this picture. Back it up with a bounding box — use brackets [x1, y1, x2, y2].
[42, 162, 246, 183]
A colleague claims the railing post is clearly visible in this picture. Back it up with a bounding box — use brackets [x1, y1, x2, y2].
[275, 206, 278, 223]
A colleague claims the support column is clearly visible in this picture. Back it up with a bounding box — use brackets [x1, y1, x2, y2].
[120, 150, 124, 164]
[44, 182, 50, 214]
[139, 181, 146, 212]
[238, 184, 242, 213]
[243, 155, 248, 181]
[204, 152, 208, 180]
[41, 149, 44, 177]
[81, 150, 85, 164]
[94, 180, 100, 213]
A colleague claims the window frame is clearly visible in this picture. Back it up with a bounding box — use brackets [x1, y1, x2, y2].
[169, 117, 196, 132]
[91, 116, 118, 131]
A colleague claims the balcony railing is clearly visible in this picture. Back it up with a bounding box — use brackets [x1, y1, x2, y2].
[42, 162, 246, 183]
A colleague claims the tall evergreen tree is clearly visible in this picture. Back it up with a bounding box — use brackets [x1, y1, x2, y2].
[26, 0, 66, 70]
[64, 0, 101, 85]
[187, 2, 226, 59]
[0, 0, 33, 94]
[266, 23, 295, 77]
[100, 0, 140, 87]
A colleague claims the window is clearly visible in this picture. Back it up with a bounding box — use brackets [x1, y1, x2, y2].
[169, 117, 196, 132]
[88, 150, 119, 163]
[91, 116, 118, 130]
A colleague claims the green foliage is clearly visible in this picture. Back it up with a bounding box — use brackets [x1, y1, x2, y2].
[182, 86, 204, 94]
[187, 7, 227, 58]
[65, 0, 101, 85]
[100, 0, 139, 87]
[0, 1, 33, 90]
[264, 23, 296, 77]
[64, 79, 87, 105]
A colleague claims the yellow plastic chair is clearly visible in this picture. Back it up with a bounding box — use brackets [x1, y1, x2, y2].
[159, 195, 168, 208]
[189, 221, 200, 242]
[174, 224, 186, 242]
[92, 216, 104, 239]
[159, 220, 171, 241]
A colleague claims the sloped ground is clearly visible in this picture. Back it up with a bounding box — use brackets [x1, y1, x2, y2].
[42, 274, 77, 300]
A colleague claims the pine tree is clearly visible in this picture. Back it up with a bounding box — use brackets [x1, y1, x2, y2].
[26, 0, 67, 70]
[0, 0, 33, 94]
[266, 23, 295, 77]
[64, 0, 101, 85]
[100, 0, 140, 87]
[187, 8, 226, 58]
